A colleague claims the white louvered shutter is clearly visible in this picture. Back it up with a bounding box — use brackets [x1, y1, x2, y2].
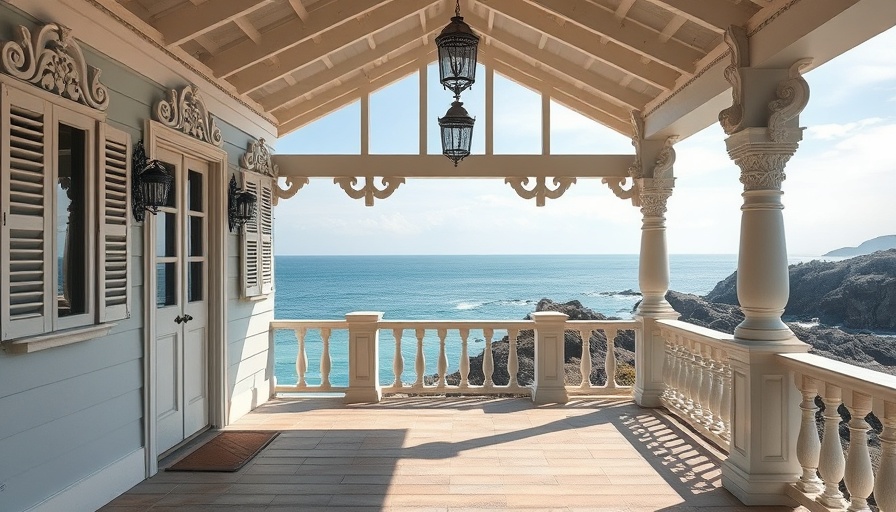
[98, 125, 131, 322]
[260, 180, 274, 295]
[241, 173, 261, 298]
[1, 86, 53, 340]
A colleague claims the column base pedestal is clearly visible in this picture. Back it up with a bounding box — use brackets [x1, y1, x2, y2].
[531, 386, 568, 405]
[722, 460, 799, 506]
[343, 388, 382, 404]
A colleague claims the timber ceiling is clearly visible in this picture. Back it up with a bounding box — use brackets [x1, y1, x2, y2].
[108, 0, 803, 137]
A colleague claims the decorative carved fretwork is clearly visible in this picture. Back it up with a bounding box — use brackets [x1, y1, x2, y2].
[735, 153, 791, 191]
[241, 138, 278, 177]
[629, 111, 645, 179]
[334, 176, 405, 206]
[602, 177, 640, 207]
[719, 26, 749, 135]
[652, 136, 678, 179]
[768, 59, 812, 142]
[273, 176, 309, 206]
[638, 178, 675, 218]
[504, 176, 576, 207]
[154, 85, 223, 147]
[0, 23, 109, 111]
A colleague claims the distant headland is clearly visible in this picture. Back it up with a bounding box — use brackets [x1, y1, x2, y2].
[823, 235, 896, 257]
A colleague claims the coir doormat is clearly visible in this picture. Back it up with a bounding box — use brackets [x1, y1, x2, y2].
[166, 431, 280, 472]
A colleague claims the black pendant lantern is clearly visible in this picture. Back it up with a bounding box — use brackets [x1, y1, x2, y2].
[132, 140, 173, 222]
[435, 0, 480, 98]
[438, 100, 475, 166]
[228, 175, 258, 232]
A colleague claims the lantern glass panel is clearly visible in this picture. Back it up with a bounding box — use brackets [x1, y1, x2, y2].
[437, 40, 478, 96]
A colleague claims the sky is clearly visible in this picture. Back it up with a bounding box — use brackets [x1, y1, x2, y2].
[273, 27, 896, 256]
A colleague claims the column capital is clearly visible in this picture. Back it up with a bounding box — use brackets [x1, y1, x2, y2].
[637, 178, 676, 218]
[725, 129, 799, 192]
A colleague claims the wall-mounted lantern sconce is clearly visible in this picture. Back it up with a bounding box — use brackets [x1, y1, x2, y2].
[228, 175, 257, 232]
[132, 140, 173, 222]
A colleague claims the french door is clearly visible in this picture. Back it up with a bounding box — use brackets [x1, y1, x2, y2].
[153, 147, 210, 456]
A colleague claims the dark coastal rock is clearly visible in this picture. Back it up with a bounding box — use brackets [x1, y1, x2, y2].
[705, 249, 896, 331]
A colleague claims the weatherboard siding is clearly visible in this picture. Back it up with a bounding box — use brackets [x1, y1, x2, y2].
[0, 2, 273, 510]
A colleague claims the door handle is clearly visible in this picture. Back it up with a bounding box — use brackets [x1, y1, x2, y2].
[174, 315, 185, 324]
[183, 314, 193, 323]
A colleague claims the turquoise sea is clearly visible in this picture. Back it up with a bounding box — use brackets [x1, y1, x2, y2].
[272, 254, 747, 388]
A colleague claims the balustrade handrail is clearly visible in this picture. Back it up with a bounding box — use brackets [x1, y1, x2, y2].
[270, 319, 349, 329]
[656, 319, 746, 358]
[779, 351, 896, 398]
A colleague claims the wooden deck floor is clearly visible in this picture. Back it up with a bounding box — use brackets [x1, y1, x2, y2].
[103, 397, 806, 511]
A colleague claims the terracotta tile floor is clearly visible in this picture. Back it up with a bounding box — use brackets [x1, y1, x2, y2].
[103, 397, 807, 511]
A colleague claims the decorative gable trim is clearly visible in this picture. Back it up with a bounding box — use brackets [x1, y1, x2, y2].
[240, 138, 278, 177]
[154, 84, 222, 147]
[0, 22, 109, 111]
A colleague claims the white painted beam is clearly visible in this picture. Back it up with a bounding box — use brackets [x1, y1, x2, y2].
[152, 0, 270, 47]
[642, 0, 758, 33]
[228, 0, 439, 93]
[207, 0, 395, 78]
[273, 154, 634, 178]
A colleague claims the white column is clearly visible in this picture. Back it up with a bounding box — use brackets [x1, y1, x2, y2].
[531, 311, 569, 404]
[344, 311, 383, 403]
[717, 28, 812, 506]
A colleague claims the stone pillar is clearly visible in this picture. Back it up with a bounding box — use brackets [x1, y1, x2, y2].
[634, 177, 679, 407]
[531, 311, 569, 404]
[716, 26, 811, 506]
[344, 311, 383, 404]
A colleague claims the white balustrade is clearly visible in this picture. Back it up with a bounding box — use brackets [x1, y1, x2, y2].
[779, 352, 896, 512]
[658, 320, 737, 452]
[272, 317, 641, 400]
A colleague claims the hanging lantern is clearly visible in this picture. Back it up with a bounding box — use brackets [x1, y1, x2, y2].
[131, 140, 173, 222]
[438, 100, 475, 166]
[435, 0, 480, 98]
[228, 175, 258, 232]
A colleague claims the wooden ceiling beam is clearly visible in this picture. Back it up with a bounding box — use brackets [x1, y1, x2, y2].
[487, 0, 702, 73]
[288, 0, 310, 21]
[207, 0, 395, 78]
[260, 26, 439, 111]
[464, 12, 652, 110]
[227, 0, 440, 93]
[641, 0, 757, 32]
[152, 0, 271, 47]
[275, 47, 434, 131]
[473, 1, 679, 91]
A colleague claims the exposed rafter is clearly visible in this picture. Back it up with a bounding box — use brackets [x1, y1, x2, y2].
[227, 0, 440, 94]
[152, 0, 270, 47]
[641, 0, 757, 33]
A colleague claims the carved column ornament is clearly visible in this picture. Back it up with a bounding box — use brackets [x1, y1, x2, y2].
[719, 26, 749, 136]
[604, 110, 677, 208]
[154, 85, 223, 147]
[629, 111, 646, 179]
[334, 176, 405, 207]
[504, 176, 576, 207]
[768, 59, 813, 142]
[241, 138, 278, 177]
[638, 178, 675, 218]
[0, 22, 109, 110]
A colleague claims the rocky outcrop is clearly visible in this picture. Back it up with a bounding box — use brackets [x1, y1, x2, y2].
[705, 249, 896, 331]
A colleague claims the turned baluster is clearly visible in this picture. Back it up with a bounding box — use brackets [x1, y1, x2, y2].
[483, 328, 495, 387]
[794, 374, 823, 493]
[874, 401, 896, 512]
[605, 328, 618, 389]
[508, 328, 519, 388]
[295, 327, 307, 387]
[392, 328, 404, 387]
[709, 350, 725, 432]
[414, 328, 426, 388]
[844, 392, 874, 512]
[698, 346, 714, 425]
[579, 328, 593, 388]
[688, 344, 703, 416]
[817, 384, 848, 509]
[662, 338, 674, 400]
[459, 328, 470, 388]
[320, 328, 332, 388]
[718, 361, 732, 438]
[437, 328, 448, 387]
[675, 340, 689, 408]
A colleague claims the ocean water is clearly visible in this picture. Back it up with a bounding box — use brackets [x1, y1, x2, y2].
[272, 254, 741, 388]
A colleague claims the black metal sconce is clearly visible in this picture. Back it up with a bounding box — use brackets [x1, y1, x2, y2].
[228, 175, 257, 232]
[132, 140, 173, 222]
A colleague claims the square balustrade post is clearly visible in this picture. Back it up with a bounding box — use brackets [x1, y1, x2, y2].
[531, 311, 569, 404]
[344, 312, 383, 404]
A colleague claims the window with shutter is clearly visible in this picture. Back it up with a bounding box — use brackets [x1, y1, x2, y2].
[241, 174, 261, 298]
[1, 86, 53, 340]
[98, 125, 131, 322]
[260, 181, 274, 295]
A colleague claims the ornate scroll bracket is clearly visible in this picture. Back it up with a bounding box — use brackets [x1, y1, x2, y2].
[652, 136, 678, 179]
[602, 177, 640, 207]
[504, 177, 576, 207]
[768, 58, 812, 142]
[273, 176, 309, 206]
[719, 25, 749, 135]
[154, 85, 223, 147]
[241, 138, 278, 177]
[334, 176, 405, 206]
[629, 111, 645, 179]
[1, 22, 109, 111]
